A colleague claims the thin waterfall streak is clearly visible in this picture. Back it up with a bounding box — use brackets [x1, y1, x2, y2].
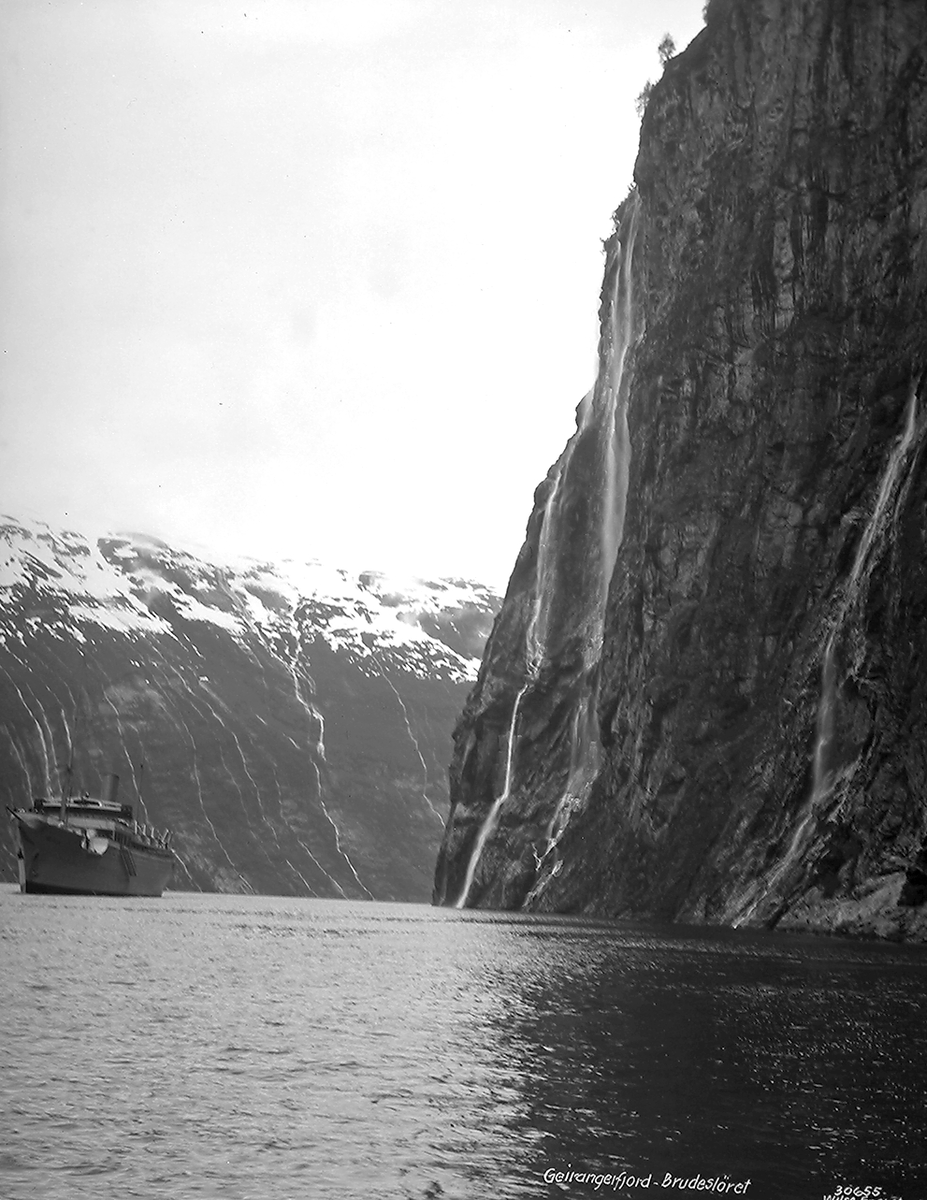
[292, 620, 325, 753]
[227, 727, 271, 826]
[317, 794, 374, 899]
[544, 704, 594, 848]
[305, 754, 341, 887]
[848, 382, 919, 592]
[6, 732, 34, 794]
[172, 849, 202, 892]
[296, 829, 346, 897]
[3, 643, 61, 724]
[280, 855, 318, 896]
[60, 679, 83, 776]
[196, 695, 287, 883]
[457, 205, 641, 910]
[362, 611, 444, 824]
[172, 626, 206, 665]
[267, 762, 342, 895]
[809, 383, 920, 797]
[811, 634, 838, 799]
[252, 690, 328, 892]
[59, 701, 73, 768]
[532, 198, 641, 892]
[736, 383, 922, 925]
[313, 707, 326, 761]
[236, 634, 272, 687]
[6, 660, 63, 790]
[239, 735, 319, 893]
[184, 685, 289, 889]
[455, 683, 529, 909]
[102, 693, 149, 822]
[37, 643, 78, 707]
[600, 201, 640, 590]
[161, 686, 244, 883]
[305, 709, 364, 895]
[0, 839, 17, 872]
[381, 667, 443, 823]
[186, 727, 240, 878]
[238, 624, 283, 742]
[0, 666, 53, 791]
[36, 697, 59, 788]
[252, 591, 365, 895]
[281, 608, 336, 807]
[142, 640, 229, 845]
[211, 740, 274, 882]
[191, 692, 250, 814]
[526, 461, 568, 672]
[283, 608, 373, 898]
[142, 641, 253, 891]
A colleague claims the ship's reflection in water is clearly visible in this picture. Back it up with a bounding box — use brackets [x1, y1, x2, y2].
[1, 889, 925, 1199]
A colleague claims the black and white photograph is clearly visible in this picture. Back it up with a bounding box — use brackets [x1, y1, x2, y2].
[2, 1, 926, 1196]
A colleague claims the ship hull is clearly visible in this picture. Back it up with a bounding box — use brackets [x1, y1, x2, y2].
[14, 816, 174, 898]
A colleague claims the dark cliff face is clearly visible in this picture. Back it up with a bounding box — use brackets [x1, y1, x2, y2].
[0, 517, 498, 899]
[435, 0, 927, 940]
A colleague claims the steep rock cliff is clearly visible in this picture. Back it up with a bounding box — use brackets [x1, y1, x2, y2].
[1, 516, 498, 899]
[435, 0, 927, 940]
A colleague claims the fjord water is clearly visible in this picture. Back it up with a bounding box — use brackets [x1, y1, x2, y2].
[2, 887, 926, 1199]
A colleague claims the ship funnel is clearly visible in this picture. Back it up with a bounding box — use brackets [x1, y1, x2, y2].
[103, 774, 120, 804]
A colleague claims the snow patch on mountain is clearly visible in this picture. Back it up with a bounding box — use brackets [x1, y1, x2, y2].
[0, 514, 498, 681]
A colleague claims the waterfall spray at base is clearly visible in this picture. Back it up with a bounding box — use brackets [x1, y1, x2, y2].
[451, 194, 640, 909]
[452, 461, 568, 908]
[733, 381, 921, 926]
[453, 685, 530, 908]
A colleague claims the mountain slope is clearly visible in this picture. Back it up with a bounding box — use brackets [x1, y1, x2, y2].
[435, 0, 927, 941]
[0, 515, 498, 898]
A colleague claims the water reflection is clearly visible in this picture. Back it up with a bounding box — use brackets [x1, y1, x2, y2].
[3, 891, 927, 1199]
[468, 915, 927, 1195]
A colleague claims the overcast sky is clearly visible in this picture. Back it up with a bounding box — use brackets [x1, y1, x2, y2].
[1, 0, 705, 587]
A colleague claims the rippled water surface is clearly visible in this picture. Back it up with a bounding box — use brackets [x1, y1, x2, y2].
[2, 886, 927, 1199]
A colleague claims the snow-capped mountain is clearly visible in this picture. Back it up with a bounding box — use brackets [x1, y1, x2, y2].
[0, 514, 500, 899]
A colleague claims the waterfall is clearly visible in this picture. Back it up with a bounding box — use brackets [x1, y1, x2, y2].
[532, 196, 641, 877]
[452, 456, 570, 907]
[454, 684, 530, 908]
[452, 462, 569, 908]
[733, 381, 921, 924]
[600, 197, 640, 597]
[809, 381, 919, 800]
[525, 456, 569, 672]
[811, 635, 838, 800]
[453, 194, 641, 908]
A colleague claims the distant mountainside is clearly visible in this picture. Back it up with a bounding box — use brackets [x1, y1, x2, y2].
[0, 515, 499, 898]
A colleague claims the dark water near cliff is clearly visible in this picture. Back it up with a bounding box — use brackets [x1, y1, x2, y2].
[2, 886, 926, 1199]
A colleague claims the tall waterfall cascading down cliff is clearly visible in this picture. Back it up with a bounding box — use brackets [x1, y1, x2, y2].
[435, 0, 927, 941]
[436, 196, 641, 909]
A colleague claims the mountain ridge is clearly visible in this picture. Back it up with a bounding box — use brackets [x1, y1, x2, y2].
[1, 513, 499, 898]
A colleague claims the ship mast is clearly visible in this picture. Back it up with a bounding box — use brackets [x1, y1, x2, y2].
[59, 758, 72, 824]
